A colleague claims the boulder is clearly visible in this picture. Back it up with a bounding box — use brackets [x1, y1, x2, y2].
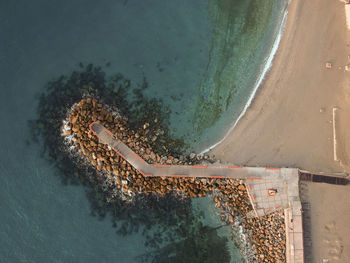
[229, 215, 234, 224]
[71, 116, 78, 124]
[237, 184, 245, 191]
[115, 176, 121, 185]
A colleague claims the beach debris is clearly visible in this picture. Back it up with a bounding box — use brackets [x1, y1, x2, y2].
[345, 64, 350, 71]
[320, 107, 326, 113]
[325, 62, 332, 69]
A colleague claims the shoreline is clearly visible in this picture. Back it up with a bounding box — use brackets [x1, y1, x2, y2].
[200, 2, 289, 154]
[211, 0, 350, 174]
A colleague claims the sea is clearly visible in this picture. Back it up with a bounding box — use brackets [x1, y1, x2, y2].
[0, 0, 288, 262]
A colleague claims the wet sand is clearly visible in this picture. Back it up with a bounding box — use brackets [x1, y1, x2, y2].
[211, 0, 350, 261]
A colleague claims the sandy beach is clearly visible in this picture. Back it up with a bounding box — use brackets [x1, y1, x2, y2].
[211, 0, 350, 261]
[212, 0, 350, 175]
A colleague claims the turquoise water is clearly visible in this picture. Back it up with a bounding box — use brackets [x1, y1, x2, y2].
[139, 0, 289, 152]
[0, 0, 287, 262]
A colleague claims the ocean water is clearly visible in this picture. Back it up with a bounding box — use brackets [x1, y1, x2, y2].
[0, 0, 287, 262]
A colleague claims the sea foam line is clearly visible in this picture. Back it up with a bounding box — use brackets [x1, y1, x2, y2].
[200, 7, 289, 154]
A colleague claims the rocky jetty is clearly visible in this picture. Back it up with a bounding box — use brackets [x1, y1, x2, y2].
[29, 65, 233, 262]
[63, 98, 245, 200]
[63, 97, 286, 263]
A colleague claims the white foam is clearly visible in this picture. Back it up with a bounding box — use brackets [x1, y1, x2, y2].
[200, 7, 289, 154]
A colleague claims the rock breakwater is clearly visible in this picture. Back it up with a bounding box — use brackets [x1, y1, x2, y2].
[63, 98, 248, 203]
[64, 97, 286, 262]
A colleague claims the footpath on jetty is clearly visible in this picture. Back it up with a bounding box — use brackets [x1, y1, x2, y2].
[91, 122, 304, 263]
[91, 122, 281, 179]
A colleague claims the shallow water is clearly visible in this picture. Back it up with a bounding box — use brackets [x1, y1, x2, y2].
[0, 0, 287, 262]
[133, 0, 289, 152]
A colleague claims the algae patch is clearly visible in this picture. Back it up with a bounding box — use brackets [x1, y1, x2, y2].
[193, 0, 276, 134]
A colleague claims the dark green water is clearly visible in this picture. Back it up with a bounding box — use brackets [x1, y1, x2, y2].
[0, 0, 287, 262]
